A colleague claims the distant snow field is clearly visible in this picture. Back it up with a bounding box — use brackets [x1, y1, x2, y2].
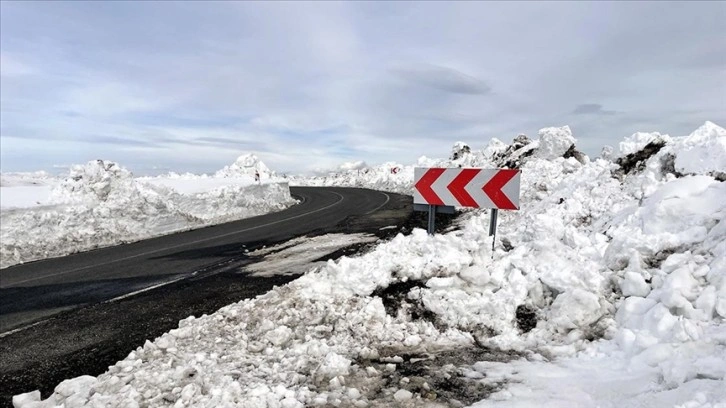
[0, 154, 297, 269]
[10, 122, 726, 408]
[1, 171, 58, 209]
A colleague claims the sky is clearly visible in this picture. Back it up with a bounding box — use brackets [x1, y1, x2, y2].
[1, 1, 724, 175]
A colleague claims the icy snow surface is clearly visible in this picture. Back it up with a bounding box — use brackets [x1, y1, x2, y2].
[1, 156, 296, 269]
[247, 234, 379, 277]
[14, 122, 726, 408]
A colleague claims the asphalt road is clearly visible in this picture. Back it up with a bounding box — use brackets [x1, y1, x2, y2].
[0, 186, 393, 334]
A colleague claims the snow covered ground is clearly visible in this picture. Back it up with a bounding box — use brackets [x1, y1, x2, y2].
[289, 141, 505, 195]
[0, 154, 296, 269]
[13, 122, 726, 408]
[0, 171, 58, 209]
[290, 161, 413, 195]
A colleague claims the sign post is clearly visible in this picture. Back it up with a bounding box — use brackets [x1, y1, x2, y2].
[489, 208, 499, 254]
[428, 204, 436, 234]
[413, 168, 521, 244]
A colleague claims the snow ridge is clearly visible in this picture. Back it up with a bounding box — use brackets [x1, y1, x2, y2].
[1, 158, 296, 269]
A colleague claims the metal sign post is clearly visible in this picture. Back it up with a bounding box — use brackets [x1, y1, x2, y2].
[414, 203, 455, 235]
[413, 167, 521, 241]
[489, 208, 499, 256]
[428, 205, 436, 235]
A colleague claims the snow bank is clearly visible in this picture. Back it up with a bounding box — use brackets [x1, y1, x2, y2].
[16, 122, 726, 407]
[672, 121, 726, 176]
[291, 160, 414, 195]
[291, 141, 498, 195]
[1, 158, 296, 269]
[215, 153, 275, 179]
[292, 129, 585, 196]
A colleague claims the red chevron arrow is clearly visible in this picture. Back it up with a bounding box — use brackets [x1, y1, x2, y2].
[447, 168, 479, 207]
[483, 169, 519, 210]
[415, 168, 445, 205]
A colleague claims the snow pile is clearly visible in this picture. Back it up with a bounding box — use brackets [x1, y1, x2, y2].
[616, 131, 671, 159]
[292, 142, 497, 195]
[672, 121, 726, 177]
[292, 161, 414, 195]
[140, 155, 291, 195]
[50, 160, 139, 204]
[16, 122, 726, 407]
[450, 141, 472, 160]
[1, 159, 296, 269]
[215, 153, 275, 179]
[533, 126, 576, 160]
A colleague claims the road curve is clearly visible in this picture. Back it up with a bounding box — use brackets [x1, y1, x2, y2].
[0, 186, 392, 333]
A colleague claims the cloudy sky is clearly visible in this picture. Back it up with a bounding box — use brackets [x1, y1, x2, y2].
[1, 1, 724, 175]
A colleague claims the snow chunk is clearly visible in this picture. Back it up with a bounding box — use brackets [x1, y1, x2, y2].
[622, 272, 651, 298]
[535, 126, 576, 159]
[673, 121, 726, 175]
[11, 390, 41, 407]
[318, 352, 351, 378]
[52, 160, 134, 203]
[450, 141, 471, 160]
[265, 326, 294, 347]
[550, 289, 603, 331]
[393, 389, 413, 401]
[618, 131, 671, 158]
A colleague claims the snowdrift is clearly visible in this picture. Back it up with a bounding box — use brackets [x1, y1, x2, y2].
[14, 122, 726, 408]
[289, 135, 547, 195]
[215, 153, 275, 179]
[291, 160, 413, 195]
[1, 157, 296, 269]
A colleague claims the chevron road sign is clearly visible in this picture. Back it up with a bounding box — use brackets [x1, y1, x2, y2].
[414, 168, 521, 209]
[413, 167, 521, 246]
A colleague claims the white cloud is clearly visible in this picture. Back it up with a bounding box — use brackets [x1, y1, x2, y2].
[391, 63, 491, 95]
[0, 1, 724, 175]
[0, 52, 36, 77]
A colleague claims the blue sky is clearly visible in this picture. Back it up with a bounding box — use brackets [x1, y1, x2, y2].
[1, 1, 724, 175]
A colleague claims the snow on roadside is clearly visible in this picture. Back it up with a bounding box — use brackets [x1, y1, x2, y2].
[289, 141, 496, 195]
[247, 233, 379, 277]
[290, 160, 414, 195]
[1, 156, 296, 269]
[14, 122, 726, 408]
